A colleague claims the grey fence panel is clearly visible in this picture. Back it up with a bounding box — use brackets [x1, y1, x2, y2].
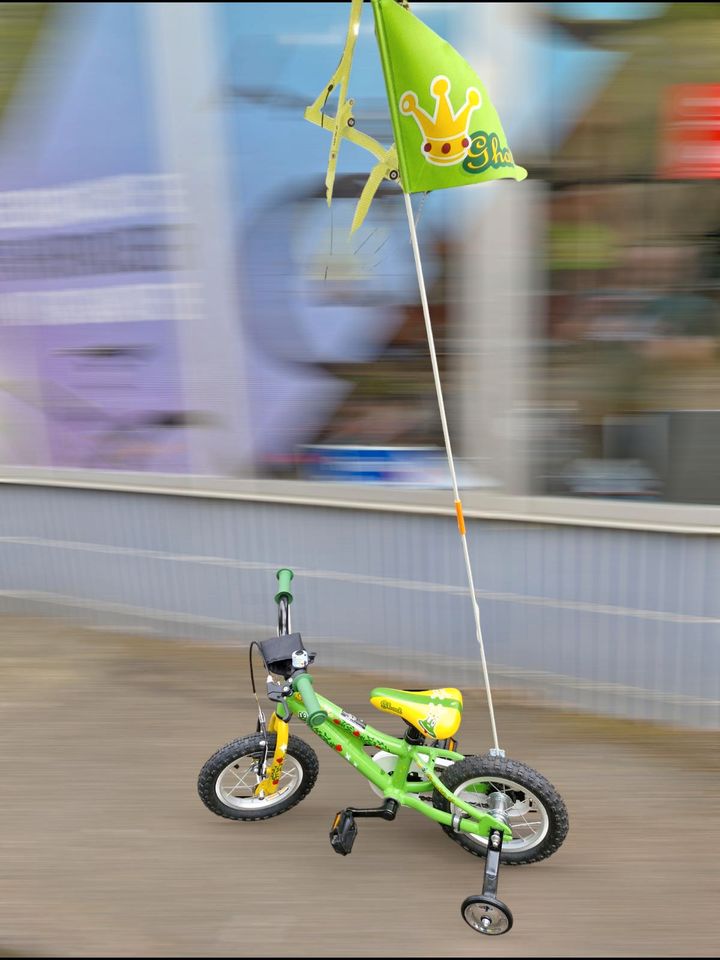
[0, 484, 717, 728]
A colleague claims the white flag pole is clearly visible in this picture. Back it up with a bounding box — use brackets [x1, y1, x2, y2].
[403, 190, 502, 755]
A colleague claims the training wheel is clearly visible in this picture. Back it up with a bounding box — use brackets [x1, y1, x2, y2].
[461, 894, 513, 935]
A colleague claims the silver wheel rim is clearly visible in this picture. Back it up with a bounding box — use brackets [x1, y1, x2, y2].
[215, 752, 303, 810]
[464, 900, 510, 935]
[452, 776, 549, 853]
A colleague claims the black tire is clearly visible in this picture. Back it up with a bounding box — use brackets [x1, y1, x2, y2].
[433, 755, 569, 864]
[198, 733, 319, 821]
[461, 894, 513, 935]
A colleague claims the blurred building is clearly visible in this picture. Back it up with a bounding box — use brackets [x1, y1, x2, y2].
[0, 2, 718, 503]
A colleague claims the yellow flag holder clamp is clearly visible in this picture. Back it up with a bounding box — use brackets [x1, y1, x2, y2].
[303, 0, 503, 756]
[303, 0, 399, 234]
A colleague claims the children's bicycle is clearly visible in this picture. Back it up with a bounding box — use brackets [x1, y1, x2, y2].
[198, 568, 569, 935]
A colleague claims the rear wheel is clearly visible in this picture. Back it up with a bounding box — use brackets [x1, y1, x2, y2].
[433, 755, 569, 864]
[198, 733, 319, 821]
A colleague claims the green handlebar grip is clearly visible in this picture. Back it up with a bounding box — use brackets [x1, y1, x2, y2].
[294, 673, 327, 728]
[275, 567, 294, 604]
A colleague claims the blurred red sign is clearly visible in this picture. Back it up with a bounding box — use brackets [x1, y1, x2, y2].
[659, 84, 720, 179]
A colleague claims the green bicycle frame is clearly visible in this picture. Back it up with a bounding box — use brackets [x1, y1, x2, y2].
[280, 676, 512, 841]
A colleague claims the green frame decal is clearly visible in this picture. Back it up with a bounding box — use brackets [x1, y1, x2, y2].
[286, 683, 511, 840]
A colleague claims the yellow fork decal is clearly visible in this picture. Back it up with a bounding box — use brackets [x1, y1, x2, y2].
[254, 714, 289, 798]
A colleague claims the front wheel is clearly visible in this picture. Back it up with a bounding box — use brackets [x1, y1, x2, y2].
[433, 755, 569, 864]
[198, 733, 319, 821]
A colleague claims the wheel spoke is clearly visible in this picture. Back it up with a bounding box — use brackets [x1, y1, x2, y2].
[215, 753, 304, 810]
[452, 775, 549, 852]
[222, 764, 257, 796]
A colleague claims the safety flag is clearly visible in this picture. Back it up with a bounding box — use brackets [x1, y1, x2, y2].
[304, 0, 521, 754]
[304, 0, 526, 230]
[372, 0, 526, 194]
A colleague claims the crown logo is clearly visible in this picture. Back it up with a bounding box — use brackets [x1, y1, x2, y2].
[399, 76, 481, 166]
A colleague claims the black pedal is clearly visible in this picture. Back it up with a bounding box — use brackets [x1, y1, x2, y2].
[329, 809, 357, 856]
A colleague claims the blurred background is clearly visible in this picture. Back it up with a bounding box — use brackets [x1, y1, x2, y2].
[0, 2, 718, 957]
[1, 1, 720, 497]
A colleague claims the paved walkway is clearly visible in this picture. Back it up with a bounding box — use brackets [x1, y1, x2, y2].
[0, 618, 718, 957]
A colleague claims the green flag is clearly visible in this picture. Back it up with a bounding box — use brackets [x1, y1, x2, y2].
[372, 0, 527, 194]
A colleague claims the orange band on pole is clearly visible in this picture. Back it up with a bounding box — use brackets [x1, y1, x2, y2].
[454, 499, 465, 535]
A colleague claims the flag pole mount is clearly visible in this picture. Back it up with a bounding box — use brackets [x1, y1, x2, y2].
[403, 190, 503, 757]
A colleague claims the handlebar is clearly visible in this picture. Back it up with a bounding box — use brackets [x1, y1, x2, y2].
[275, 568, 294, 605]
[273, 568, 326, 727]
[293, 673, 327, 728]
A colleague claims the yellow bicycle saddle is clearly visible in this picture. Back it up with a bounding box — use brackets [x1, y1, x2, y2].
[369, 687, 463, 739]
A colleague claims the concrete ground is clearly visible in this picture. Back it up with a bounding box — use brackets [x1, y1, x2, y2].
[0, 617, 718, 958]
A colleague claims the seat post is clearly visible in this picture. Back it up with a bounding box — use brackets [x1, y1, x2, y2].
[403, 724, 426, 745]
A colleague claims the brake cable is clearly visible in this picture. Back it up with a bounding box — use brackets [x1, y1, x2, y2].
[249, 596, 293, 781]
[248, 641, 270, 777]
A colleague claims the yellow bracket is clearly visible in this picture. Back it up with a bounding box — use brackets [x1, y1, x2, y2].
[304, 0, 364, 206]
[350, 144, 399, 233]
[254, 714, 289, 798]
[304, 104, 388, 167]
[303, 0, 401, 233]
